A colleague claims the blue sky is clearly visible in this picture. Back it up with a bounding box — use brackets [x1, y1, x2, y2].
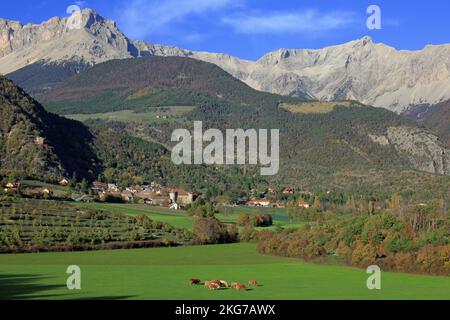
[2, 0, 450, 60]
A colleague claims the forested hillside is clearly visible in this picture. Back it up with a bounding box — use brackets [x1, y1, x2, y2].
[34, 56, 450, 197]
[38, 56, 300, 114]
[0, 76, 101, 181]
[0, 76, 263, 195]
[7, 60, 91, 96]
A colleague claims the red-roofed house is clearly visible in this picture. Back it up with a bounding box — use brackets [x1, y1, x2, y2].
[282, 187, 294, 194]
[169, 188, 193, 206]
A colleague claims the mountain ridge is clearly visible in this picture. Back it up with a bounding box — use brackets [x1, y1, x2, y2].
[0, 9, 191, 73]
[3, 9, 450, 113]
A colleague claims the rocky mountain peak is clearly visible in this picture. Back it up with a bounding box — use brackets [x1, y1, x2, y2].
[0, 9, 137, 73]
[76, 8, 120, 31]
[354, 35, 373, 46]
[2, 9, 450, 114]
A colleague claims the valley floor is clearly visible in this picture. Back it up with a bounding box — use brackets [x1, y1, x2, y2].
[0, 243, 449, 300]
[72, 202, 302, 231]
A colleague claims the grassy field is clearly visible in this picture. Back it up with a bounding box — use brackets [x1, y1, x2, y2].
[216, 207, 302, 231]
[0, 243, 449, 300]
[72, 203, 300, 231]
[279, 101, 355, 114]
[3, 202, 445, 300]
[67, 107, 194, 124]
[73, 203, 196, 230]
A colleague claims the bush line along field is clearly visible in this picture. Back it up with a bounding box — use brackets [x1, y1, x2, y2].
[0, 243, 449, 300]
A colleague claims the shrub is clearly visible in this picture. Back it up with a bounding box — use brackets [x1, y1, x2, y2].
[351, 241, 377, 267]
[103, 194, 124, 203]
[253, 214, 273, 227]
[237, 213, 273, 227]
[237, 213, 252, 227]
[193, 217, 237, 244]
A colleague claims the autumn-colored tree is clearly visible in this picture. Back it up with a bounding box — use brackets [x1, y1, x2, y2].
[346, 195, 356, 211]
[237, 213, 252, 227]
[388, 194, 402, 214]
[351, 240, 377, 267]
[313, 196, 321, 210]
[193, 217, 235, 244]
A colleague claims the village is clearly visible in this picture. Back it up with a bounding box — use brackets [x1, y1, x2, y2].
[2, 179, 314, 210]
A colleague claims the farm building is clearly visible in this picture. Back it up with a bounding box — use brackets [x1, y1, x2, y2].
[42, 188, 54, 196]
[91, 181, 108, 193]
[59, 178, 69, 186]
[248, 199, 274, 207]
[298, 200, 310, 208]
[168, 188, 193, 206]
[282, 187, 294, 194]
[121, 191, 134, 203]
[107, 184, 120, 192]
[35, 136, 45, 145]
[4, 181, 20, 192]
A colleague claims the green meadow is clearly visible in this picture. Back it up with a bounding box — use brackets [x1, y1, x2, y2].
[0, 243, 449, 300]
[72, 203, 300, 231]
[67, 107, 194, 124]
[74, 202, 196, 230]
[2, 203, 448, 300]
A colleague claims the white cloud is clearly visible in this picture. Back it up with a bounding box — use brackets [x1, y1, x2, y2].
[183, 32, 207, 43]
[222, 10, 357, 35]
[117, 0, 236, 39]
[74, 1, 87, 8]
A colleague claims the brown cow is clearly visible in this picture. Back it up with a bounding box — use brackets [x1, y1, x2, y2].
[219, 280, 229, 287]
[205, 281, 220, 290]
[248, 280, 258, 286]
[210, 279, 228, 287]
[189, 278, 201, 285]
[209, 283, 220, 290]
[234, 283, 246, 291]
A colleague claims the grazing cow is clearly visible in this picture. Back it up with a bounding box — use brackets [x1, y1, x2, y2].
[234, 283, 246, 291]
[208, 279, 228, 287]
[205, 281, 220, 290]
[189, 278, 201, 285]
[230, 282, 239, 289]
[248, 280, 258, 286]
[219, 280, 229, 287]
[210, 279, 227, 287]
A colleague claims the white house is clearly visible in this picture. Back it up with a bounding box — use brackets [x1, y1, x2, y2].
[170, 202, 181, 210]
